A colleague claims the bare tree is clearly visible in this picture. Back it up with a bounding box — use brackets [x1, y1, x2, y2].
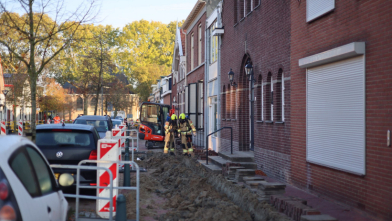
[0, 0, 99, 140]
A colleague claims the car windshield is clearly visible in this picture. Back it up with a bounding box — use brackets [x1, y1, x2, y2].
[36, 131, 93, 147]
[112, 121, 121, 127]
[74, 119, 109, 132]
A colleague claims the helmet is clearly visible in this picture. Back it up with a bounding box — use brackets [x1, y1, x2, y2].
[171, 114, 177, 120]
[179, 113, 186, 120]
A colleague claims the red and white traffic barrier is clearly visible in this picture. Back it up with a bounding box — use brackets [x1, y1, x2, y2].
[130, 119, 134, 127]
[18, 121, 23, 136]
[97, 138, 119, 218]
[1, 121, 6, 135]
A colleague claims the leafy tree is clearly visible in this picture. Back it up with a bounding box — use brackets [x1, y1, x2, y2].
[0, 0, 99, 140]
[106, 78, 132, 118]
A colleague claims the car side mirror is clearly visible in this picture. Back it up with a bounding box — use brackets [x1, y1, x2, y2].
[58, 173, 74, 187]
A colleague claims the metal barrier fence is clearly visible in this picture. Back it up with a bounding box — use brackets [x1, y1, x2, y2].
[193, 128, 205, 149]
[51, 159, 140, 221]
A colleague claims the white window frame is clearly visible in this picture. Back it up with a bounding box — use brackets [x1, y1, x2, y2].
[306, 0, 335, 22]
[243, 0, 246, 17]
[261, 80, 264, 121]
[210, 21, 218, 64]
[191, 33, 194, 70]
[198, 24, 202, 65]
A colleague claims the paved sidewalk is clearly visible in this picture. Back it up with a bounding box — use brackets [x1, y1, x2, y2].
[263, 176, 381, 221]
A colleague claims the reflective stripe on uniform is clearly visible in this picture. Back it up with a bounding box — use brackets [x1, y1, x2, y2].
[192, 129, 196, 132]
[170, 148, 175, 152]
[188, 148, 193, 152]
[183, 149, 188, 153]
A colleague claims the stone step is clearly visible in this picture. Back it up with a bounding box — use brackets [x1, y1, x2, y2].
[208, 156, 258, 169]
[197, 160, 222, 174]
[243, 176, 265, 182]
[301, 215, 338, 221]
[235, 169, 256, 176]
[245, 180, 266, 188]
[219, 151, 254, 162]
[258, 181, 286, 190]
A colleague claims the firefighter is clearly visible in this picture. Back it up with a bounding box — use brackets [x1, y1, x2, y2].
[164, 114, 178, 155]
[178, 113, 196, 157]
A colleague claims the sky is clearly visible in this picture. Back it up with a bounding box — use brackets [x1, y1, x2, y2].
[87, 0, 196, 28]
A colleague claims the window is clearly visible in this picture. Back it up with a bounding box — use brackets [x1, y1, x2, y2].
[191, 33, 194, 70]
[74, 119, 109, 132]
[226, 84, 231, 119]
[36, 131, 93, 147]
[222, 85, 226, 119]
[265, 72, 272, 121]
[210, 21, 218, 63]
[234, 0, 238, 23]
[76, 96, 83, 111]
[198, 24, 202, 65]
[90, 97, 97, 108]
[306, 0, 335, 22]
[10, 148, 40, 197]
[26, 147, 54, 195]
[239, 0, 245, 18]
[246, 0, 252, 14]
[275, 70, 283, 121]
[257, 75, 263, 121]
[231, 86, 236, 119]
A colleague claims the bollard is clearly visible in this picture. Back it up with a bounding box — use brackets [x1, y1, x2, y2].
[123, 138, 131, 186]
[115, 194, 127, 221]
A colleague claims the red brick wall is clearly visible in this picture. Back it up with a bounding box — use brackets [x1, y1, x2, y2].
[221, 0, 291, 182]
[291, 1, 392, 219]
[186, 13, 206, 73]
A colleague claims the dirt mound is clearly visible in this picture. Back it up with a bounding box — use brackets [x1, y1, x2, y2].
[124, 153, 288, 221]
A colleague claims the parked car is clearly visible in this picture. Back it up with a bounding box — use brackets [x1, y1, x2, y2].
[0, 136, 72, 221]
[35, 124, 100, 188]
[111, 119, 122, 128]
[73, 115, 113, 138]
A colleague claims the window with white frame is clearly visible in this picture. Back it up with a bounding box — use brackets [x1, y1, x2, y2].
[306, 0, 335, 22]
[210, 21, 218, 63]
[198, 24, 202, 65]
[191, 33, 194, 70]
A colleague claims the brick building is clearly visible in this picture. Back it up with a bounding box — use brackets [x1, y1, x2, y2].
[171, 22, 186, 116]
[220, 0, 291, 182]
[290, 1, 392, 219]
[181, 0, 206, 142]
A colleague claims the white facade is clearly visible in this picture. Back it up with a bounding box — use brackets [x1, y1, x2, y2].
[205, 3, 222, 152]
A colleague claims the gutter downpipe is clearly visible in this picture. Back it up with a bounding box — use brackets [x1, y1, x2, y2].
[217, 1, 223, 152]
[204, 11, 209, 153]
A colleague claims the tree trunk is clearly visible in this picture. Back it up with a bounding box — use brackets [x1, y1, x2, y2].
[29, 0, 38, 141]
[114, 107, 117, 118]
[83, 95, 88, 115]
[13, 102, 16, 134]
[30, 77, 37, 141]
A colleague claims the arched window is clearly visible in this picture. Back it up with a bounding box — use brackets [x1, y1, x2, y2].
[257, 75, 263, 120]
[265, 73, 272, 121]
[90, 97, 97, 108]
[275, 69, 283, 121]
[222, 85, 226, 119]
[227, 84, 231, 119]
[76, 97, 83, 111]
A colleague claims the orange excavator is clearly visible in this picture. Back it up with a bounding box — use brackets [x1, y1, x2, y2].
[138, 102, 176, 149]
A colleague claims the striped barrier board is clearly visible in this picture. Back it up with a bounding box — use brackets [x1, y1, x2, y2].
[18, 121, 23, 136]
[1, 121, 6, 135]
[96, 139, 119, 218]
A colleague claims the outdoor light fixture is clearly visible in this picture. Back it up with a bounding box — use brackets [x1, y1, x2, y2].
[245, 61, 253, 77]
[228, 68, 237, 87]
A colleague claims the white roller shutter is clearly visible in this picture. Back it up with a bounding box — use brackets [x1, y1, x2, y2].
[306, 55, 365, 175]
[307, 0, 335, 22]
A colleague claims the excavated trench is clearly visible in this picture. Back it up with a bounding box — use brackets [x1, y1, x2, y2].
[124, 153, 289, 221]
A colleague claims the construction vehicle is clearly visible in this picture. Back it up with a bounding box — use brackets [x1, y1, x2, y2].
[138, 102, 171, 149]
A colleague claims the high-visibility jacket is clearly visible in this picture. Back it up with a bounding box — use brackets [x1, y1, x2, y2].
[54, 116, 61, 124]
